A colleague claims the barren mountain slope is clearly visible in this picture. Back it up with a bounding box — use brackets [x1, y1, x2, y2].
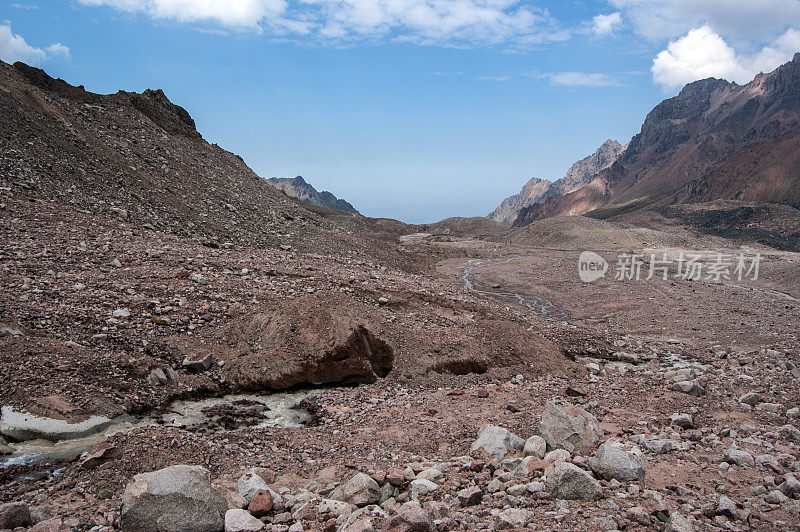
[489, 139, 624, 225]
[0, 61, 410, 265]
[513, 55, 800, 226]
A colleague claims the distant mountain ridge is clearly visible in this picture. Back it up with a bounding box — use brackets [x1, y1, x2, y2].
[489, 139, 625, 225]
[267, 176, 358, 214]
[512, 54, 800, 227]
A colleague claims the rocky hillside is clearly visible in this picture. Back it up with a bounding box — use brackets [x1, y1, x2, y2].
[489, 140, 624, 225]
[513, 54, 800, 226]
[0, 61, 403, 261]
[267, 175, 358, 214]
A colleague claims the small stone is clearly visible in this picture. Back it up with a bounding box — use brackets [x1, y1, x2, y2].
[765, 490, 789, 505]
[716, 495, 737, 517]
[182, 352, 213, 372]
[738, 392, 762, 406]
[112, 308, 131, 318]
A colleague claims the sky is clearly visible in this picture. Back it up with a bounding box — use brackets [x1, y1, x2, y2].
[2, 1, 800, 223]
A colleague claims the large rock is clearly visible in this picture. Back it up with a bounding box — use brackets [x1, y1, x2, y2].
[224, 509, 264, 532]
[665, 513, 694, 532]
[121, 465, 224, 532]
[409, 479, 438, 500]
[381, 502, 434, 532]
[536, 401, 603, 453]
[237, 471, 281, 505]
[469, 425, 525, 460]
[589, 441, 646, 482]
[330, 473, 381, 507]
[495, 508, 535, 530]
[523, 435, 546, 459]
[544, 462, 602, 500]
[0, 502, 32, 529]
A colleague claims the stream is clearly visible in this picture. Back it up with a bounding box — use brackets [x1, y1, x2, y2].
[457, 256, 567, 321]
[0, 390, 317, 469]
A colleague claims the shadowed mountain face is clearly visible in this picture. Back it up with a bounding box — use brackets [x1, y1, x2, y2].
[489, 140, 625, 225]
[267, 176, 358, 214]
[512, 54, 800, 227]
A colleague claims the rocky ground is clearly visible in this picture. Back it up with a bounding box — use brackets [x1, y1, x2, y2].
[1, 184, 799, 532]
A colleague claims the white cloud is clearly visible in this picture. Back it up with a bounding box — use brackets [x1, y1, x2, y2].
[79, 0, 287, 28]
[77, 0, 567, 47]
[475, 75, 511, 81]
[611, 0, 800, 41]
[592, 12, 621, 36]
[0, 22, 70, 64]
[652, 25, 800, 90]
[532, 71, 621, 87]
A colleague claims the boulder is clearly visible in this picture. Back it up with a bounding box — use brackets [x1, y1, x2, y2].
[224, 509, 264, 532]
[536, 401, 603, 453]
[495, 508, 535, 530]
[381, 502, 434, 532]
[469, 424, 524, 459]
[724, 447, 755, 468]
[183, 352, 213, 373]
[672, 380, 705, 396]
[738, 392, 762, 407]
[544, 462, 602, 500]
[670, 413, 694, 429]
[523, 435, 546, 459]
[409, 479, 438, 500]
[120, 465, 224, 532]
[589, 441, 646, 482]
[330, 473, 381, 507]
[237, 471, 280, 505]
[247, 490, 273, 517]
[457, 486, 482, 507]
[0, 502, 32, 529]
[665, 513, 694, 532]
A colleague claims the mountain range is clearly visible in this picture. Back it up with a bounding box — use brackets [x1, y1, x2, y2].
[267, 175, 358, 214]
[508, 53, 800, 227]
[489, 139, 625, 225]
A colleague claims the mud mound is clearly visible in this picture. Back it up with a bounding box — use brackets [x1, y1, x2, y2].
[222, 293, 394, 390]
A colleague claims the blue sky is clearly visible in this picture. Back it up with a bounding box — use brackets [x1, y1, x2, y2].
[2, 1, 800, 223]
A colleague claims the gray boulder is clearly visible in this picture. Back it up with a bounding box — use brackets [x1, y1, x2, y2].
[224, 509, 264, 532]
[724, 447, 754, 468]
[544, 462, 602, 500]
[589, 441, 646, 482]
[330, 473, 381, 507]
[0, 502, 32, 529]
[665, 513, 693, 532]
[672, 380, 705, 396]
[121, 465, 224, 532]
[537, 401, 603, 453]
[409, 479, 438, 500]
[469, 424, 524, 460]
[523, 435, 546, 459]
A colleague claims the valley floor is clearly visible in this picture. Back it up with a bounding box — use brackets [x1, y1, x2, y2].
[1, 189, 799, 531]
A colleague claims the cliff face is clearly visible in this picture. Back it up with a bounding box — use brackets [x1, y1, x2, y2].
[267, 176, 358, 214]
[489, 140, 625, 226]
[512, 54, 800, 227]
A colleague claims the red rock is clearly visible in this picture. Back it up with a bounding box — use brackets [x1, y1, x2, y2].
[386, 467, 405, 486]
[247, 489, 274, 517]
[79, 442, 120, 470]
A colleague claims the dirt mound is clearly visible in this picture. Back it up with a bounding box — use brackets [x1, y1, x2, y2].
[221, 293, 394, 390]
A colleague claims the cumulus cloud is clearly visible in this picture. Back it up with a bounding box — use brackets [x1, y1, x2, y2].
[652, 25, 800, 90]
[0, 23, 70, 64]
[592, 12, 621, 36]
[611, 0, 800, 41]
[78, 0, 567, 47]
[531, 71, 621, 87]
